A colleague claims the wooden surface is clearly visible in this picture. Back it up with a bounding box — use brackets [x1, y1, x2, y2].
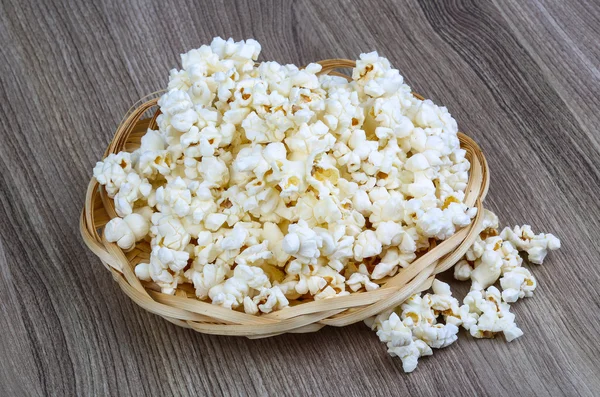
[1, 0, 599, 395]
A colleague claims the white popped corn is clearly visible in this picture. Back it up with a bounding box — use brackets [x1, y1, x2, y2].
[461, 286, 523, 341]
[500, 225, 561, 264]
[453, 259, 473, 281]
[367, 213, 560, 372]
[346, 272, 380, 292]
[254, 286, 289, 313]
[93, 38, 561, 372]
[368, 280, 462, 372]
[104, 213, 150, 251]
[93, 152, 132, 197]
[113, 173, 152, 217]
[500, 267, 537, 303]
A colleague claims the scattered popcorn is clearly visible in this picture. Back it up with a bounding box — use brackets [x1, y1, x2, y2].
[453, 259, 473, 281]
[461, 287, 523, 341]
[368, 213, 560, 372]
[470, 239, 503, 290]
[377, 312, 413, 348]
[93, 38, 561, 372]
[412, 323, 459, 349]
[388, 340, 433, 373]
[500, 267, 536, 303]
[369, 280, 461, 372]
[500, 225, 560, 265]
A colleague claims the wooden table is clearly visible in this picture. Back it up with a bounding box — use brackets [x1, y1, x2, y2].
[1, 0, 598, 395]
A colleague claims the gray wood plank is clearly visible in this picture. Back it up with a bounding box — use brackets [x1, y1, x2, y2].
[0, 0, 598, 395]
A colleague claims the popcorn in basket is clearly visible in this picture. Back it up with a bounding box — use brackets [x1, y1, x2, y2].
[81, 37, 560, 372]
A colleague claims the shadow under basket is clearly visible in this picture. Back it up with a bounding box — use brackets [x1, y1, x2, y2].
[80, 59, 489, 338]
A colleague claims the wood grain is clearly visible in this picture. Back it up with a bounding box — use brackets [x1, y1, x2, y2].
[1, 0, 599, 395]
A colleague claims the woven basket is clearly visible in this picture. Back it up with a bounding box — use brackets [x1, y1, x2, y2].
[80, 59, 489, 338]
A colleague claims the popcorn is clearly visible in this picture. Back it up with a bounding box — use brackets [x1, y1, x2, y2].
[428, 280, 461, 321]
[293, 273, 326, 295]
[470, 242, 503, 290]
[500, 225, 560, 265]
[231, 264, 270, 289]
[155, 177, 192, 217]
[346, 272, 379, 292]
[243, 296, 259, 315]
[104, 213, 150, 250]
[458, 218, 559, 300]
[187, 263, 228, 299]
[407, 172, 436, 199]
[198, 156, 229, 188]
[388, 340, 433, 373]
[376, 312, 412, 347]
[113, 173, 152, 217]
[220, 223, 249, 251]
[253, 286, 289, 313]
[235, 241, 273, 266]
[404, 153, 429, 172]
[151, 213, 191, 250]
[139, 129, 166, 152]
[371, 248, 415, 279]
[204, 213, 228, 231]
[134, 205, 155, 221]
[416, 203, 476, 241]
[369, 310, 432, 374]
[354, 230, 382, 261]
[208, 278, 249, 309]
[314, 285, 342, 300]
[135, 245, 190, 294]
[499, 241, 523, 274]
[500, 267, 536, 303]
[312, 195, 342, 225]
[324, 228, 355, 271]
[461, 287, 523, 342]
[137, 149, 175, 179]
[400, 295, 436, 327]
[453, 259, 473, 281]
[134, 262, 151, 281]
[93, 39, 561, 376]
[152, 245, 190, 273]
[93, 152, 132, 197]
[208, 262, 274, 309]
[367, 240, 565, 371]
[369, 281, 462, 372]
[412, 323, 459, 349]
[283, 219, 323, 264]
[375, 221, 404, 246]
[481, 209, 499, 231]
[369, 193, 405, 225]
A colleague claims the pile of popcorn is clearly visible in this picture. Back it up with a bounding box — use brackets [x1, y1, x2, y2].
[367, 210, 560, 372]
[93, 38, 560, 371]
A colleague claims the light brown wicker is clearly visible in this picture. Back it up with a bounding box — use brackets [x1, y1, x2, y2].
[80, 59, 489, 338]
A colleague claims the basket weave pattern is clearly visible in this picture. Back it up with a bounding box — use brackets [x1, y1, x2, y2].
[81, 59, 489, 338]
